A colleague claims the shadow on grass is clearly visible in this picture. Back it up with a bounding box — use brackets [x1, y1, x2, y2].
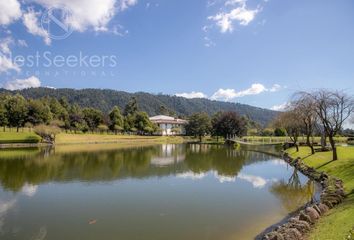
[316, 160, 336, 169]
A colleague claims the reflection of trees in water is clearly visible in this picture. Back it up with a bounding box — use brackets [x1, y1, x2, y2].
[0, 144, 274, 192]
[270, 168, 315, 212]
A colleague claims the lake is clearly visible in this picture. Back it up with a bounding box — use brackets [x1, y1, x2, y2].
[0, 144, 318, 240]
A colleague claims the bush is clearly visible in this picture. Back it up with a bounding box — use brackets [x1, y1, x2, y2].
[34, 125, 61, 144]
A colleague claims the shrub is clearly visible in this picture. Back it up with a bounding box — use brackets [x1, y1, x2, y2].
[34, 125, 61, 144]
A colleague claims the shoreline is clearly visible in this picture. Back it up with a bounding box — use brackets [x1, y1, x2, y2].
[260, 151, 346, 240]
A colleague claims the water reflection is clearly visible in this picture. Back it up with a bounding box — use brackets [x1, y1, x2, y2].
[0, 144, 274, 192]
[270, 168, 316, 211]
[0, 144, 318, 240]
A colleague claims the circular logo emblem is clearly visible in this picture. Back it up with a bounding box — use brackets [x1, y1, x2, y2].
[41, 7, 74, 41]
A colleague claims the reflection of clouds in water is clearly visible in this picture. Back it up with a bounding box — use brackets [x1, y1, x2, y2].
[21, 184, 38, 197]
[176, 171, 206, 180]
[214, 173, 236, 183]
[0, 198, 17, 233]
[238, 174, 268, 188]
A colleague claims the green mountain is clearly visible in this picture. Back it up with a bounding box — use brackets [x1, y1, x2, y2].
[0, 88, 278, 126]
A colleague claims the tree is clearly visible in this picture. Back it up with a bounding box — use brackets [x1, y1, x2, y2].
[109, 106, 124, 133]
[82, 108, 103, 132]
[185, 112, 211, 142]
[124, 97, 138, 116]
[312, 90, 354, 160]
[134, 111, 155, 134]
[274, 128, 286, 137]
[274, 110, 303, 151]
[27, 99, 53, 125]
[49, 97, 69, 122]
[0, 94, 8, 131]
[212, 111, 247, 139]
[4, 94, 28, 132]
[292, 92, 318, 154]
[68, 104, 86, 133]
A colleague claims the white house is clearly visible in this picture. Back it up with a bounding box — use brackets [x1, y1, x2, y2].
[149, 115, 188, 136]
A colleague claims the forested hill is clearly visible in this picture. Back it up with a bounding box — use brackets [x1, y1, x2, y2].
[0, 88, 278, 126]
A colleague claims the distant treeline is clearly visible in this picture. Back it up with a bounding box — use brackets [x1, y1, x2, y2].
[0, 93, 157, 135]
[0, 88, 278, 126]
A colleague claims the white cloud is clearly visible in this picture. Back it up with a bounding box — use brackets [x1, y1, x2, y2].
[0, 37, 22, 73]
[23, 8, 51, 45]
[269, 84, 281, 92]
[0, 37, 14, 55]
[204, 36, 216, 47]
[208, 0, 259, 33]
[118, 0, 138, 11]
[211, 83, 267, 101]
[0, 0, 22, 26]
[33, 0, 137, 33]
[238, 173, 267, 188]
[3, 76, 41, 90]
[175, 91, 208, 99]
[270, 102, 289, 111]
[0, 55, 20, 73]
[210, 83, 283, 101]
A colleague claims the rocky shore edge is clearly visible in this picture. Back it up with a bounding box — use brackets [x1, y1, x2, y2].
[262, 151, 346, 240]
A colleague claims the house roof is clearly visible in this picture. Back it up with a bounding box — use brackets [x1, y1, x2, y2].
[149, 115, 188, 124]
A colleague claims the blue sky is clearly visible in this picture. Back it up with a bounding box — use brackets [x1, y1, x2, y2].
[0, 0, 354, 110]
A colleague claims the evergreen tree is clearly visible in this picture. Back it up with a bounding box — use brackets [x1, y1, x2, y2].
[109, 106, 124, 132]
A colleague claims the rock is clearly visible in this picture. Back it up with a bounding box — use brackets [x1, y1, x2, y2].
[281, 228, 303, 240]
[288, 220, 311, 234]
[335, 189, 346, 197]
[323, 200, 333, 209]
[318, 203, 329, 214]
[305, 207, 320, 222]
[299, 211, 313, 224]
[264, 231, 284, 240]
[312, 205, 322, 216]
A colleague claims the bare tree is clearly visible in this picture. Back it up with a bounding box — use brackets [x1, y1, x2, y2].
[273, 110, 303, 152]
[292, 92, 318, 154]
[312, 90, 354, 160]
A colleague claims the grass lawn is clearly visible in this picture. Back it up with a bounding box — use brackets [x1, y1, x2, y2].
[0, 132, 41, 144]
[243, 136, 348, 144]
[286, 146, 354, 240]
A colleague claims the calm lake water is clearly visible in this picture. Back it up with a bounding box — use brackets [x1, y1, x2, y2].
[0, 144, 317, 240]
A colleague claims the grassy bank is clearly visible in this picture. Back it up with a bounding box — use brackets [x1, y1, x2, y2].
[0, 132, 41, 144]
[243, 136, 348, 144]
[286, 146, 354, 240]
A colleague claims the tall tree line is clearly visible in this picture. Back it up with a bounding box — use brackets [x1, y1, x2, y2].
[0, 93, 157, 135]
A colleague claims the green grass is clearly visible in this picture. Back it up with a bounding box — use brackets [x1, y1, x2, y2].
[0, 132, 41, 144]
[243, 136, 348, 144]
[286, 146, 354, 240]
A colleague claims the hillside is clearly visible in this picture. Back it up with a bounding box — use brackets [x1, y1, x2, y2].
[0, 88, 278, 126]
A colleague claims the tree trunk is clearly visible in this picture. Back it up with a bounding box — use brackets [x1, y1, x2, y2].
[17, 127, 19, 132]
[306, 135, 315, 154]
[329, 136, 337, 160]
[199, 135, 202, 142]
[295, 143, 299, 152]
